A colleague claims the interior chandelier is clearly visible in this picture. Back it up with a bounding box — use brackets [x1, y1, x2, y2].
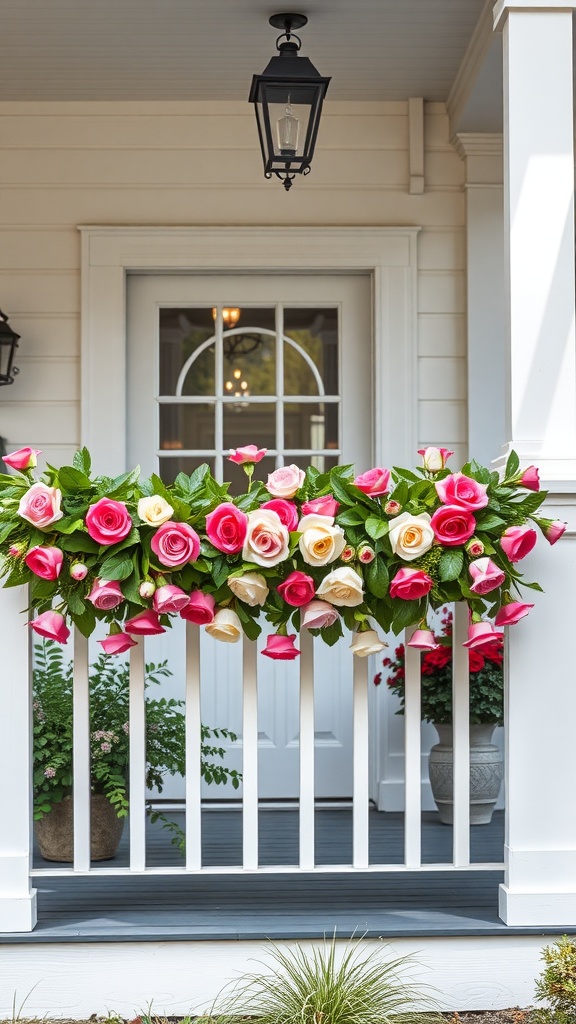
[248, 13, 331, 191]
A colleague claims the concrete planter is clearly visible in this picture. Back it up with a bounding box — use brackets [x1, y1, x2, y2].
[428, 722, 503, 825]
[35, 792, 125, 861]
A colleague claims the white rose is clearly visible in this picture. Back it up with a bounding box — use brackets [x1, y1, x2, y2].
[266, 464, 306, 499]
[316, 566, 364, 607]
[349, 629, 387, 658]
[205, 608, 243, 643]
[242, 509, 290, 567]
[388, 511, 434, 561]
[137, 495, 174, 527]
[228, 572, 269, 607]
[298, 513, 346, 567]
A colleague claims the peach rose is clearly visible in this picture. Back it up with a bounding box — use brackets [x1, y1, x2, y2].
[298, 513, 346, 567]
[242, 509, 289, 567]
[388, 512, 434, 561]
[316, 566, 364, 607]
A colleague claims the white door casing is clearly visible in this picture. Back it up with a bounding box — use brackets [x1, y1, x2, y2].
[80, 226, 420, 802]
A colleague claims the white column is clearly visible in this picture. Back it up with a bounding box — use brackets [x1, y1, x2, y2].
[494, 0, 576, 926]
[454, 133, 506, 466]
[0, 585, 37, 932]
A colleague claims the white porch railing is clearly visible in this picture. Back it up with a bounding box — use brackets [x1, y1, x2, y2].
[0, 589, 503, 934]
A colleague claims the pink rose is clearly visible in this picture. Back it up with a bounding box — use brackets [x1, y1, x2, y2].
[98, 632, 138, 655]
[468, 557, 506, 595]
[418, 447, 454, 472]
[151, 521, 200, 567]
[153, 584, 190, 614]
[358, 544, 375, 564]
[494, 601, 534, 626]
[18, 482, 63, 528]
[389, 567, 433, 601]
[124, 610, 166, 635]
[180, 591, 216, 624]
[540, 519, 566, 545]
[406, 628, 440, 651]
[435, 472, 488, 511]
[205, 502, 248, 554]
[70, 562, 88, 581]
[262, 633, 300, 660]
[277, 571, 316, 607]
[463, 621, 504, 651]
[228, 445, 267, 464]
[384, 499, 401, 516]
[85, 498, 132, 546]
[242, 508, 289, 567]
[261, 498, 299, 532]
[300, 600, 339, 630]
[500, 524, 537, 562]
[354, 467, 391, 497]
[466, 537, 485, 557]
[519, 466, 540, 491]
[4, 447, 41, 471]
[87, 579, 124, 611]
[301, 494, 340, 518]
[266, 465, 305, 499]
[24, 546, 63, 581]
[29, 610, 70, 644]
[430, 505, 476, 546]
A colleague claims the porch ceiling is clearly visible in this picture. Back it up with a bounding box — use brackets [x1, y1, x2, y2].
[1, 0, 501, 129]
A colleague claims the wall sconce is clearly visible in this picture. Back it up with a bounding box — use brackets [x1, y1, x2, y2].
[248, 13, 331, 191]
[0, 310, 20, 386]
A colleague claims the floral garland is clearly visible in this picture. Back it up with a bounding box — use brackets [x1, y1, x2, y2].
[0, 444, 564, 660]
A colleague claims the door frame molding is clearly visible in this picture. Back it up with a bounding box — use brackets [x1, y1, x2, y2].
[79, 225, 420, 475]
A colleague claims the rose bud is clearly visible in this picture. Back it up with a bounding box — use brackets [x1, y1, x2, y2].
[340, 545, 356, 563]
[519, 466, 540, 491]
[139, 580, 156, 599]
[418, 447, 454, 473]
[466, 537, 485, 558]
[384, 499, 402, 516]
[357, 544, 375, 564]
[70, 562, 88, 581]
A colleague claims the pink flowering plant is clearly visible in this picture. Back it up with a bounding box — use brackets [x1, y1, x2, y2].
[0, 444, 563, 659]
[33, 640, 240, 845]
[375, 610, 504, 725]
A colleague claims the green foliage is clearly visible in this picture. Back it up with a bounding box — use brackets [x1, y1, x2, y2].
[33, 640, 241, 851]
[213, 934, 443, 1024]
[533, 936, 576, 1024]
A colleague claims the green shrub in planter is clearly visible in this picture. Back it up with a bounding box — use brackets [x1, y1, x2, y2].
[534, 935, 576, 1024]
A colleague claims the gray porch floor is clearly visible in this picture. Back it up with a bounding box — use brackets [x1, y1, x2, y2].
[6, 807, 563, 942]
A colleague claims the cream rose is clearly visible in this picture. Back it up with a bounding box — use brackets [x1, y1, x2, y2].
[349, 629, 387, 658]
[137, 495, 174, 527]
[388, 511, 434, 562]
[228, 572, 269, 607]
[316, 566, 364, 607]
[242, 509, 290, 567]
[298, 513, 346, 567]
[266, 464, 306, 499]
[205, 608, 243, 643]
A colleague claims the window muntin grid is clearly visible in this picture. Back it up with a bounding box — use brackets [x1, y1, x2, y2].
[158, 304, 340, 482]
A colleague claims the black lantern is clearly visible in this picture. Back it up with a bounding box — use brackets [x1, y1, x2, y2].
[249, 13, 331, 191]
[0, 310, 19, 386]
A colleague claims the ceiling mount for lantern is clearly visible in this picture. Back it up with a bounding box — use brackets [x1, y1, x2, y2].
[248, 13, 331, 192]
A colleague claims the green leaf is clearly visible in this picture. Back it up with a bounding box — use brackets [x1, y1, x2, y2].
[234, 603, 262, 641]
[98, 557, 134, 581]
[70, 602, 96, 637]
[67, 591, 86, 616]
[439, 549, 464, 582]
[475, 513, 506, 531]
[336, 508, 368, 527]
[73, 447, 92, 476]
[505, 450, 520, 478]
[390, 598, 423, 634]
[57, 465, 93, 491]
[52, 517, 86, 535]
[318, 618, 343, 647]
[60, 533, 99, 554]
[366, 555, 389, 599]
[365, 516, 389, 541]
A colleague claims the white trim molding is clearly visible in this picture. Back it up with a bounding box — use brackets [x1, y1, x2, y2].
[79, 226, 420, 476]
[494, 1, 576, 31]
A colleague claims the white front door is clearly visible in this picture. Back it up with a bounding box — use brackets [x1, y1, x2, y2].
[127, 273, 372, 799]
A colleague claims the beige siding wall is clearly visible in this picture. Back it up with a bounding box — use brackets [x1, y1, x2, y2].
[0, 99, 466, 468]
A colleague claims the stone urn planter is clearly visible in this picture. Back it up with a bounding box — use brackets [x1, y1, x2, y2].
[35, 793, 125, 861]
[428, 722, 504, 825]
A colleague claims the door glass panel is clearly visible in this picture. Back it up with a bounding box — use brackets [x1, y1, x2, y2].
[160, 403, 215, 452]
[225, 454, 277, 493]
[223, 402, 277, 452]
[157, 303, 340, 483]
[283, 307, 339, 396]
[159, 307, 215, 395]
